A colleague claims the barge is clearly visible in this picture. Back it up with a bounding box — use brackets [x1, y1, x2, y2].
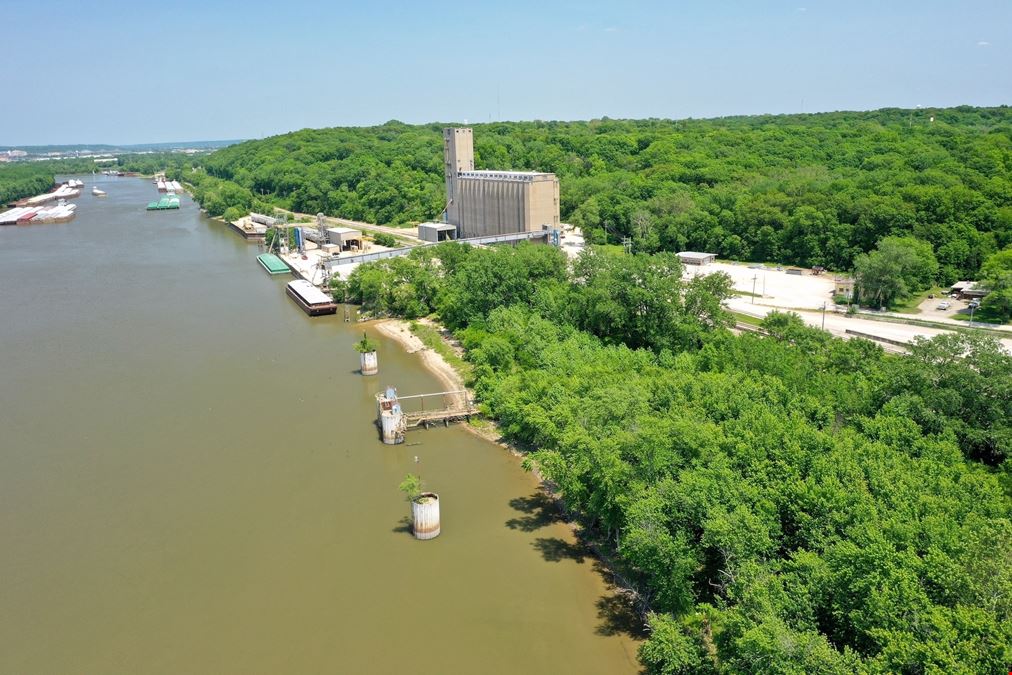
[286, 280, 337, 316]
[0, 202, 76, 225]
[257, 253, 290, 275]
[146, 195, 180, 210]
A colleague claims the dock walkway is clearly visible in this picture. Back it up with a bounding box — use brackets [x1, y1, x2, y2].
[397, 390, 479, 429]
[376, 388, 479, 443]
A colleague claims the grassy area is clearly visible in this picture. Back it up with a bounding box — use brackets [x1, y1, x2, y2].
[890, 286, 944, 314]
[592, 244, 627, 256]
[948, 311, 1006, 326]
[408, 320, 473, 380]
[729, 311, 764, 327]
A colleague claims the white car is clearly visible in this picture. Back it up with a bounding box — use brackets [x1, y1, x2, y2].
[937, 301, 950, 310]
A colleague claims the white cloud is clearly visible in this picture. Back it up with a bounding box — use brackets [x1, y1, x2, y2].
[797, 7, 807, 11]
[977, 40, 990, 46]
[604, 26, 620, 32]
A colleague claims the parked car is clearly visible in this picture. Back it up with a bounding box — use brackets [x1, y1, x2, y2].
[969, 299, 981, 309]
[937, 301, 950, 310]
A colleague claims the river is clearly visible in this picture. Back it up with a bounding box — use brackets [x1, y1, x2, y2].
[0, 176, 640, 674]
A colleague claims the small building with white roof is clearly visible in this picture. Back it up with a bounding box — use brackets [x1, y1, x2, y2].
[677, 251, 717, 265]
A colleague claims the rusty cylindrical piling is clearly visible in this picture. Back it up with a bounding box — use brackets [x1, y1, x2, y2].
[411, 492, 440, 540]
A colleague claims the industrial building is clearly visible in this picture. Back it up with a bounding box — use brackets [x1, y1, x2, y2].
[443, 128, 560, 239]
[677, 251, 716, 265]
[418, 222, 457, 243]
[326, 227, 363, 251]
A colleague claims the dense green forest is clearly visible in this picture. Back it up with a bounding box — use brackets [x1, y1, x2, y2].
[339, 242, 1011, 673]
[0, 163, 85, 204]
[193, 106, 1011, 281]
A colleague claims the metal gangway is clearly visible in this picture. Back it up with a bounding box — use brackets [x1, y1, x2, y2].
[375, 387, 480, 444]
[395, 390, 479, 429]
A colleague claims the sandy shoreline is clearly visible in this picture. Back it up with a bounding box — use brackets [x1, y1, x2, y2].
[372, 319, 465, 393]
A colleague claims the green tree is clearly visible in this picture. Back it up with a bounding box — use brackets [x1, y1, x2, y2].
[979, 248, 1012, 321]
[222, 206, 244, 223]
[853, 236, 939, 307]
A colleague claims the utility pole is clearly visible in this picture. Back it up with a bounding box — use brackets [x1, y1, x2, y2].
[968, 303, 975, 327]
[822, 302, 827, 330]
[752, 275, 757, 304]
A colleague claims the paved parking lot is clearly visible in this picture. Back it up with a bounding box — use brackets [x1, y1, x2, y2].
[915, 295, 976, 322]
[684, 261, 836, 310]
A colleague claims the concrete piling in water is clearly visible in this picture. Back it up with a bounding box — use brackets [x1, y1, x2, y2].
[356, 332, 378, 375]
[380, 408, 403, 444]
[411, 492, 440, 540]
[360, 350, 378, 376]
[376, 386, 404, 445]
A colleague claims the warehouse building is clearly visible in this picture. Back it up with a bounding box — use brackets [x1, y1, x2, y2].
[326, 227, 363, 251]
[418, 222, 457, 243]
[676, 251, 716, 265]
[443, 128, 560, 239]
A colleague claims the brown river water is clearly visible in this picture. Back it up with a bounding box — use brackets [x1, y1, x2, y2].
[0, 176, 640, 674]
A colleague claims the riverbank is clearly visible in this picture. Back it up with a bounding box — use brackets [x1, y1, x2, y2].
[372, 315, 649, 641]
[372, 319, 464, 393]
[372, 316, 546, 458]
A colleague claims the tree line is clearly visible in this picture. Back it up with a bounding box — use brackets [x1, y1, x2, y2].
[0, 152, 207, 205]
[0, 161, 89, 204]
[338, 242, 1011, 673]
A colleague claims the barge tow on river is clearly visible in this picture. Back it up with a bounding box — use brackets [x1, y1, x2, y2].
[286, 279, 337, 316]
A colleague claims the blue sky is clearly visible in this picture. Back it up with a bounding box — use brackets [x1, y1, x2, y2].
[2, 0, 1009, 145]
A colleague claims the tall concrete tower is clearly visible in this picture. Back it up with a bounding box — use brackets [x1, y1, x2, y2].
[443, 128, 474, 227]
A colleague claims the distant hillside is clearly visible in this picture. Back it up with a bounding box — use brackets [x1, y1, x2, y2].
[3, 140, 244, 154]
[192, 106, 1011, 278]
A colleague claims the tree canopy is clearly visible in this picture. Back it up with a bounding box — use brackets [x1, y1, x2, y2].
[344, 241, 1011, 673]
[980, 247, 1012, 321]
[853, 236, 939, 307]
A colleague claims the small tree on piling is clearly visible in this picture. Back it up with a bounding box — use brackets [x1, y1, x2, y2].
[400, 473, 439, 539]
[354, 332, 378, 354]
[398, 473, 424, 503]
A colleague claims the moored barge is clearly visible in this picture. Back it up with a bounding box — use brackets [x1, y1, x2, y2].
[256, 253, 290, 275]
[286, 280, 337, 316]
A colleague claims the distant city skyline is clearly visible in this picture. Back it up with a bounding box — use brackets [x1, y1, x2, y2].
[2, 0, 1009, 145]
